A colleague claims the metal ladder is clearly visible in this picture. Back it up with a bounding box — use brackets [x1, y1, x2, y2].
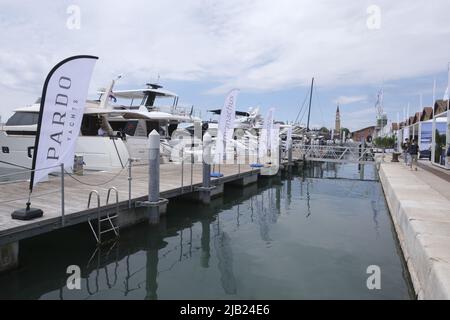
[87, 188, 120, 245]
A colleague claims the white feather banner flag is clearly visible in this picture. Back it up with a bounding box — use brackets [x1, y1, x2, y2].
[214, 89, 239, 164]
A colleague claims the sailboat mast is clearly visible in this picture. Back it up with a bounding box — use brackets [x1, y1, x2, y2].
[306, 77, 314, 131]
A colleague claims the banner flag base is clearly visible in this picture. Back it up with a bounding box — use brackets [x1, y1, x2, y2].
[11, 202, 43, 221]
[210, 172, 224, 178]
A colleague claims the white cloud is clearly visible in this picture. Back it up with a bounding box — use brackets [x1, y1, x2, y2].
[333, 95, 368, 105]
[342, 108, 377, 131]
[0, 0, 450, 120]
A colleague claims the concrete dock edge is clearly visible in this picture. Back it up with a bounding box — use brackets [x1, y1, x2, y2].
[379, 162, 450, 300]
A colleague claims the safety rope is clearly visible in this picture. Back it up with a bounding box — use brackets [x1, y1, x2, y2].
[64, 166, 128, 187]
[0, 159, 31, 170]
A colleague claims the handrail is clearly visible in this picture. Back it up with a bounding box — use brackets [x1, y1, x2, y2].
[106, 187, 119, 205]
[87, 190, 101, 244]
[87, 190, 100, 209]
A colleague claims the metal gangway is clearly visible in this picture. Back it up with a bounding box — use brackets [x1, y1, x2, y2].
[292, 143, 376, 164]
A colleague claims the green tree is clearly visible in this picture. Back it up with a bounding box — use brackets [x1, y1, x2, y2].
[341, 128, 350, 138]
[374, 136, 396, 149]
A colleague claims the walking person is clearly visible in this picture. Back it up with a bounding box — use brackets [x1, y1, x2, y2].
[446, 144, 450, 166]
[409, 139, 419, 171]
[402, 138, 410, 166]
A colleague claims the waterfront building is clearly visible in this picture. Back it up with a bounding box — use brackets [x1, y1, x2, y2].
[431, 100, 449, 169]
[351, 126, 376, 142]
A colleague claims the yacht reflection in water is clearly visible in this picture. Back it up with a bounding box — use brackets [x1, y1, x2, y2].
[0, 159, 410, 300]
[214, 217, 237, 295]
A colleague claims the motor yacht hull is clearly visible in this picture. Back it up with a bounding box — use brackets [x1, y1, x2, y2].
[0, 131, 129, 171]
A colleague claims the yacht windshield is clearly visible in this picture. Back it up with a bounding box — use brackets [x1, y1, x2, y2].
[6, 112, 39, 126]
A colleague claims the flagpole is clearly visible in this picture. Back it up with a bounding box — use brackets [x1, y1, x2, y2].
[397, 112, 401, 151]
[432, 78, 436, 164]
[407, 103, 410, 140]
[403, 106, 405, 123]
[447, 62, 450, 111]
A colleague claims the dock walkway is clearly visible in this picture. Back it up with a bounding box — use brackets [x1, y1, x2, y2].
[379, 158, 450, 299]
[0, 162, 258, 247]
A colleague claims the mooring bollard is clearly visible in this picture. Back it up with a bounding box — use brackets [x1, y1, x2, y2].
[135, 130, 168, 224]
[278, 137, 282, 166]
[196, 132, 215, 204]
[287, 138, 293, 176]
[148, 130, 160, 223]
[391, 152, 400, 162]
[288, 138, 293, 166]
[149, 130, 160, 203]
[202, 133, 211, 189]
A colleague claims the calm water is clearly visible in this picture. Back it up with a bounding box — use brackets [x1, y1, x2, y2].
[0, 162, 413, 299]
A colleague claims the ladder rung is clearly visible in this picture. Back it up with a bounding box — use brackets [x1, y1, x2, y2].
[99, 215, 118, 222]
[100, 227, 119, 235]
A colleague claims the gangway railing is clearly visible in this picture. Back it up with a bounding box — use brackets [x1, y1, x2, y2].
[291, 144, 376, 164]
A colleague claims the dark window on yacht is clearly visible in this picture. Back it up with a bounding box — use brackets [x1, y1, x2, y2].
[2, 147, 9, 153]
[168, 123, 178, 137]
[5, 131, 36, 136]
[146, 121, 161, 136]
[124, 121, 138, 136]
[5, 112, 39, 126]
[109, 120, 138, 136]
[80, 115, 100, 136]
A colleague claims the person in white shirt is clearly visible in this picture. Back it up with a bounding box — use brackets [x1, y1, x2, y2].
[98, 127, 106, 136]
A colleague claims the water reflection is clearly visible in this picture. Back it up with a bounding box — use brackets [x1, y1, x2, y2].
[200, 218, 211, 268]
[214, 217, 237, 295]
[0, 161, 413, 300]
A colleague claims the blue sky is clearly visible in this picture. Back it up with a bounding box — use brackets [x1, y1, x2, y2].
[0, 0, 449, 131]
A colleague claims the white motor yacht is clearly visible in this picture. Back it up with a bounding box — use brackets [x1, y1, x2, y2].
[100, 83, 202, 163]
[0, 83, 201, 171]
[0, 100, 130, 171]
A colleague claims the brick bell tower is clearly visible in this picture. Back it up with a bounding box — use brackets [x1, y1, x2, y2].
[335, 104, 341, 138]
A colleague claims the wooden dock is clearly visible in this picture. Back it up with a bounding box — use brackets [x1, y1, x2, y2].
[0, 162, 260, 247]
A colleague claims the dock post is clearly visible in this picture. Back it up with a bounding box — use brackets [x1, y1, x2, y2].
[135, 130, 168, 224]
[128, 158, 132, 209]
[190, 152, 194, 192]
[197, 132, 215, 204]
[148, 130, 161, 224]
[287, 141, 293, 176]
[149, 130, 160, 201]
[202, 133, 211, 189]
[277, 137, 282, 176]
[288, 139, 293, 165]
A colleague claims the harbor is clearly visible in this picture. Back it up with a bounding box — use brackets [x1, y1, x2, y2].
[1, 1, 450, 303]
[0, 160, 414, 300]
